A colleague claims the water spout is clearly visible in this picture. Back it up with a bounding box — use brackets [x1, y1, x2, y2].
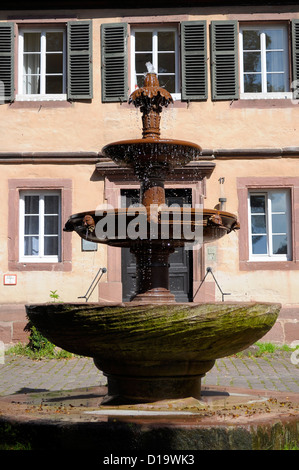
[146, 62, 156, 74]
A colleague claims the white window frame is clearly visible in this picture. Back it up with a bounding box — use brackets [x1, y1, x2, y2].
[248, 189, 292, 261]
[239, 24, 292, 99]
[130, 26, 180, 100]
[19, 190, 61, 263]
[16, 26, 67, 101]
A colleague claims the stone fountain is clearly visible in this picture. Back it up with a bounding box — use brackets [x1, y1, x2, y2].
[26, 72, 280, 405]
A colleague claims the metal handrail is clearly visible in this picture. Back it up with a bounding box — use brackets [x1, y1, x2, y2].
[78, 267, 107, 302]
[193, 266, 231, 302]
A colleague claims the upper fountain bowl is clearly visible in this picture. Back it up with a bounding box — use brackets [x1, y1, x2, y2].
[101, 138, 202, 170]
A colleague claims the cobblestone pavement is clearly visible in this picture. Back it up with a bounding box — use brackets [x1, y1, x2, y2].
[0, 351, 298, 397]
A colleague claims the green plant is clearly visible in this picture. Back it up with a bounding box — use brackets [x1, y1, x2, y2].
[0, 423, 32, 450]
[49, 289, 60, 302]
[6, 321, 75, 360]
[25, 322, 55, 355]
[235, 341, 298, 358]
[255, 342, 277, 355]
[282, 442, 299, 450]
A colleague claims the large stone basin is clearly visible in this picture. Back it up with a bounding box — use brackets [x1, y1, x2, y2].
[26, 301, 280, 403]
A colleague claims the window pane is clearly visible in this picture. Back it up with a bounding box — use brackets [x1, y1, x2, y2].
[271, 192, 287, 212]
[135, 32, 152, 51]
[25, 216, 39, 235]
[44, 216, 59, 235]
[46, 32, 63, 52]
[244, 74, 262, 93]
[158, 75, 175, 93]
[250, 195, 266, 213]
[252, 235, 267, 254]
[158, 31, 175, 51]
[272, 213, 287, 234]
[244, 52, 261, 72]
[24, 195, 39, 214]
[158, 53, 175, 74]
[24, 33, 40, 52]
[23, 52, 40, 94]
[24, 54, 40, 75]
[24, 236, 39, 256]
[272, 235, 287, 254]
[251, 214, 266, 234]
[243, 30, 261, 50]
[24, 75, 40, 94]
[266, 51, 284, 72]
[46, 53, 63, 74]
[267, 73, 285, 92]
[266, 29, 284, 50]
[46, 76, 63, 94]
[44, 236, 58, 255]
[136, 53, 152, 73]
[45, 195, 59, 214]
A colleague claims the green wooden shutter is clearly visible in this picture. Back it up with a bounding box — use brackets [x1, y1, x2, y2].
[211, 20, 239, 100]
[181, 21, 207, 100]
[101, 23, 128, 102]
[0, 22, 14, 102]
[67, 21, 93, 100]
[292, 19, 299, 100]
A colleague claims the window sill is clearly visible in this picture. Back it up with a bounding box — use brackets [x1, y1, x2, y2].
[10, 100, 72, 109]
[19, 257, 60, 263]
[16, 94, 67, 101]
[240, 260, 299, 271]
[240, 93, 292, 100]
[8, 261, 72, 272]
[232, 98, 297, 109]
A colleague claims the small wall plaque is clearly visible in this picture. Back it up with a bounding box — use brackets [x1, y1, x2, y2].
[3, 274, 17, 285]
[81, 239, 98, 252]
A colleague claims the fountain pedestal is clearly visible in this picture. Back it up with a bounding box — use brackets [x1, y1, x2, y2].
[131, 241, 176, 303]
[102, 374, 204, 404]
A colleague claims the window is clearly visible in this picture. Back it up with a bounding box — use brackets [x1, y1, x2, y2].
[101, 21, 207, 102]
[19, 191, 61, 262]
[240, 25, 291, 99]
[248, 190, 291, 260]
[130, 27, 179, 98]
[17, 27, 66, 100]
[0, 21, 93, 102]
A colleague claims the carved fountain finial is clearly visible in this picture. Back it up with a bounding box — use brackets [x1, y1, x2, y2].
[129, 66, 173, 139]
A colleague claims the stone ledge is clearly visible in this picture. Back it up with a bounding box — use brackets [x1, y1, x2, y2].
[0, 304, 26, 322]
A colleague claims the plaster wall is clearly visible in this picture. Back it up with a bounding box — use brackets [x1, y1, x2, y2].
[0, 5, 298, 153]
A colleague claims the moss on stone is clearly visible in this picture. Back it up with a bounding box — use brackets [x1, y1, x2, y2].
[25, 302, 280, 365]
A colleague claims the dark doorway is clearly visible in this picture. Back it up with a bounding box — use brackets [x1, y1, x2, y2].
[121, 189, 193, 302]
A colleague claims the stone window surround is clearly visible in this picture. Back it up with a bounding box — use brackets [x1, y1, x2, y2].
[237, 176, 299, 270]
[8, 178, 72, 271]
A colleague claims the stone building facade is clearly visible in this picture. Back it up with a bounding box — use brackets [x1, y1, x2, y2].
[0, 1, 298, 345]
